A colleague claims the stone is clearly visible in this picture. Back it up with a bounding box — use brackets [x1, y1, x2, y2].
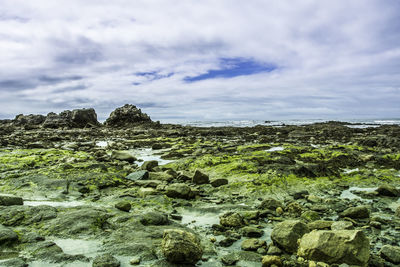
[219, 212, 245, 227]
[0, 195, 23, 206]
[115, 201, 131, 212]
[271, 220, 309, 253]
[241, 226, 264, 238]
[340, 206, 370, 219]
[92, 253, 120, 267]
[301, 211, 320, 222]
[376, 184, 400, 197]
[105, 104, 152, 127]
[165, 183, 193, 199]
[70, 108, 99, 127]
[241, 238, 265, 251]
[267, 245, 282, 255]
[141, 160, 158, 171]
[14, 114, 46, 126]
[291, 189, 309, 200]
[0, 225, 18, 245]
[380, 245, 400, 264]
[210, 178, 228, 187]
[297, 230, 370, 265]
[140, 211, 169, 226]
[259, 198, 283, 210]
[130, 256, 141, 265]
[307, 220, 333, 230]
[111, 151, 137, 163]
[396, 206, 400, 217]
[126, 170, 149, 181]
[331, 221, 354, 230]
[138, 188, 157, 197]
[161, 229, 203, 264]
[262, 255, 282, 267]
[192, 170, 209, 184]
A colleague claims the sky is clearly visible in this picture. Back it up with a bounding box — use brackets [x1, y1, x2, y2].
[1, 0, 400, 122]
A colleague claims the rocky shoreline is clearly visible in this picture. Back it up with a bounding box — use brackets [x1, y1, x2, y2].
[0, 105, 400, 266]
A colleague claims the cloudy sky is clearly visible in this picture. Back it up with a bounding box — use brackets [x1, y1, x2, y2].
[1, 0, 400, 121]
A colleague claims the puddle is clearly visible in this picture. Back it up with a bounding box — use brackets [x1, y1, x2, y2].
[265, 146, 284, 152]
[340, 187, 376, 201]
[52, 238, 102, 258]
[24, 200, 89, 208]
[343, 168, 359, 174]
[129, 148, 174, 167]
[96, 141, 108, 147]
[180, 210, 220, 228]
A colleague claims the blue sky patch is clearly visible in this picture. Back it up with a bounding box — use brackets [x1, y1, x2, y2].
[184, 58, 276, 82]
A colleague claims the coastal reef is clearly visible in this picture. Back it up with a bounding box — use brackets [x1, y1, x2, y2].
[0, 105, 399, 266]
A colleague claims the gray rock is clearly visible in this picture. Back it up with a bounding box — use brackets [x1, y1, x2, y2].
[220, 212, 245, 228]
[162, 229, 203, 264]
[14, 114, 45, 126]
[380, 245, 400, 264]
[165, 183, 193, 199]
[307, 220, 333, 230]
[340, 206, 370, 219]
[376, 184, 400, 197]
[192, 170, 209, 184]
[0, 195, 23, 206]
[111, 151, 137, 163]
[210, 178, 228, 187]
[141, 160, 158, 171]
[297, 230, 370, 265]
[140, 211, 169, 226]
[105, 104, 152, 127]
[0, 224, 18, 245]
[126, 170, 149, 181]
[115, 201, 131, 212]
[92, 253, 120, 267]
[271, 220, 309, 253]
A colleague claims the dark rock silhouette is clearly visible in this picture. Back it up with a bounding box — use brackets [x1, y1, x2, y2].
[104, 104, 152, 127]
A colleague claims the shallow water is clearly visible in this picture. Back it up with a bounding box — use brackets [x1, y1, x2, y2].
[24, 200, 89, 207]
[129, 148, 174, 166]
[51, 238, 102, 257]
[95, 141, 108, 147]
[265, 146, 284, 152]
[180, 210, 220, 228]
[340, 187, 377, 200]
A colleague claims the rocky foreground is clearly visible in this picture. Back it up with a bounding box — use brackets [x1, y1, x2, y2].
[0, 105, 400, 267]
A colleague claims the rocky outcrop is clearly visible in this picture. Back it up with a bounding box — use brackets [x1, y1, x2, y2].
[105, 104, 152, 127]
[43, 108, 99, 128]
[13, 114, 46, 127]
[297, 230, 370, 265]
[161, 229, 203, 264]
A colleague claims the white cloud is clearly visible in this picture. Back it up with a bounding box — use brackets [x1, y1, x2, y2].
[0, 0, 399, 121]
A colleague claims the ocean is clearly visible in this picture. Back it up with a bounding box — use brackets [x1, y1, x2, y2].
[164, 119, 400, 128]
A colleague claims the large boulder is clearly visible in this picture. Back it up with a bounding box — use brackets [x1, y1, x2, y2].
[105, 104, 152, 127]
[271, 220, 309, 253]
[13, 114, 46, 126]
[42, 108, 99, 128]
[111, 151, 137, 163]
[161, 229, 203, 264]
[298, 230, 370, 265]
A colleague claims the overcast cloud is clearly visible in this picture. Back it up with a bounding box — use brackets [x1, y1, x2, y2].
[0, 0, 399, 121]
